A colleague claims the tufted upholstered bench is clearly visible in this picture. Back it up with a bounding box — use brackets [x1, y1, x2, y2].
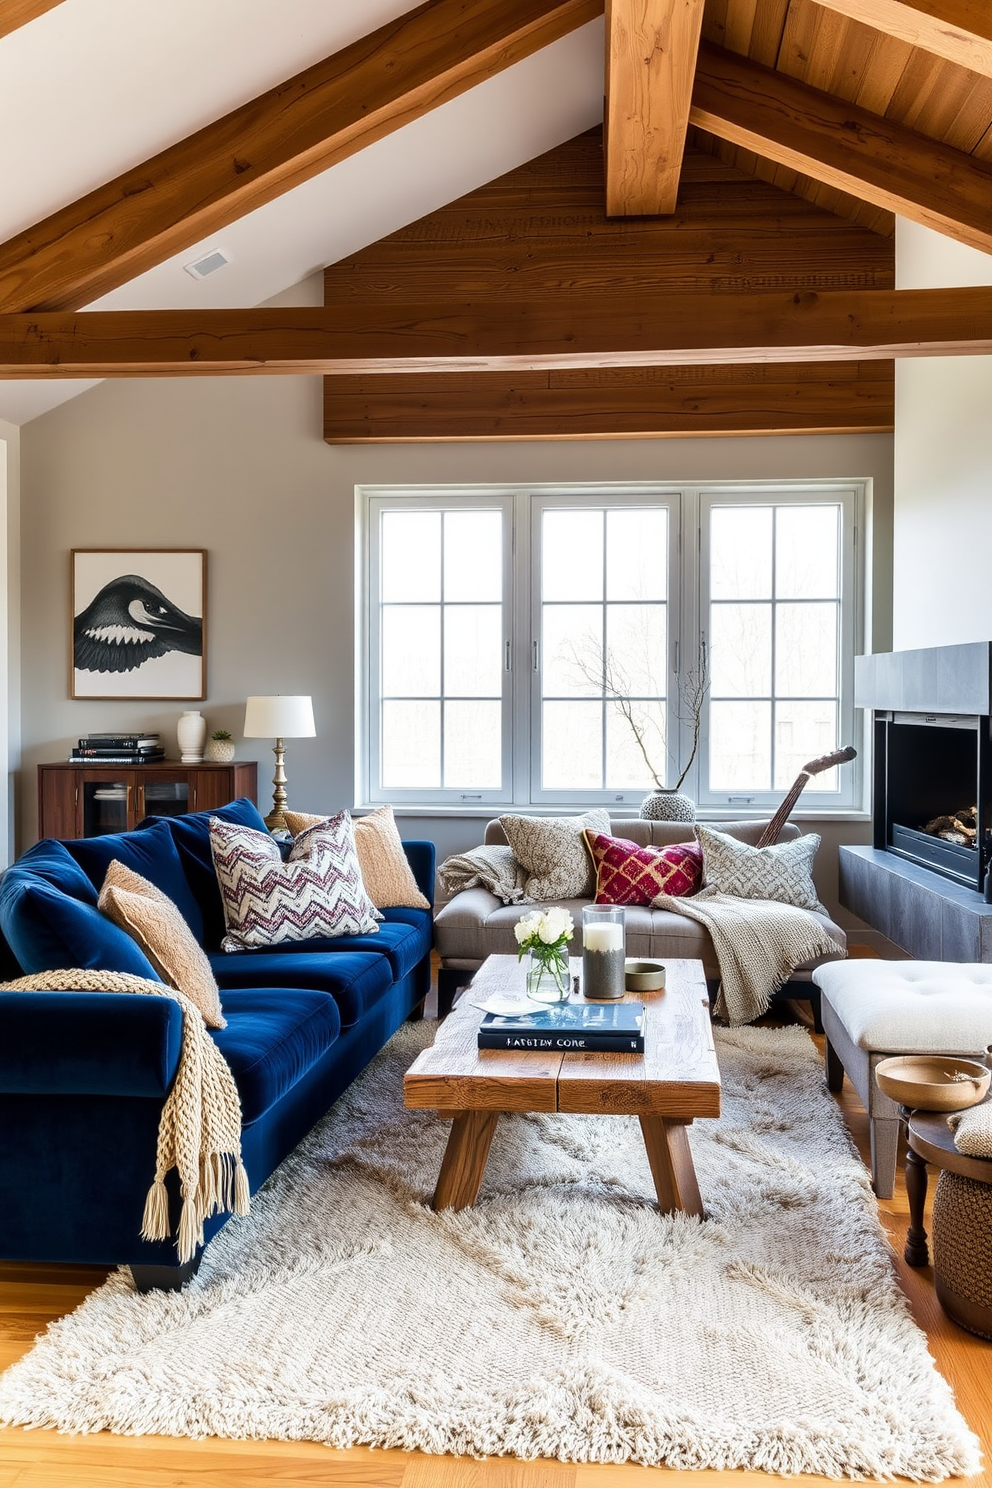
[811, 960, 992, 1198]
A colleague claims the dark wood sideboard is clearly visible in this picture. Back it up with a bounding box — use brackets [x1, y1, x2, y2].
[38, 761, 258, 840]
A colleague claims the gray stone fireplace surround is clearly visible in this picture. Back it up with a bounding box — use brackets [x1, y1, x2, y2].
[840, 642, 992, 961]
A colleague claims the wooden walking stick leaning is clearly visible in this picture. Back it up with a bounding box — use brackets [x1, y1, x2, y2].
[756, 746, 858, 849]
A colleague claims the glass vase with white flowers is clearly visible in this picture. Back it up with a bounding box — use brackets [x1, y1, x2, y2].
[514, 907, 574, 1004]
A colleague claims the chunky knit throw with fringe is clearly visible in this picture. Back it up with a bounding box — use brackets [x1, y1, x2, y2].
[0, 970, 248, 1262]
[650, 891, 843, 1025]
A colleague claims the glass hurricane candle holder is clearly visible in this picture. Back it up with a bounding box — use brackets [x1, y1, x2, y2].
[582, 905, 626, 1000]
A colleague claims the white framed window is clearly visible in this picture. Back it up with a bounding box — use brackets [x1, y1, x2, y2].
[529, 493, 680, 805]
[360, 482, 862, 812]
[697, 485, 860, 811]
[365, 492, 514, 805]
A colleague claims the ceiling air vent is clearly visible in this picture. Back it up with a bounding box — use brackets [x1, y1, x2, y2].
[183, 249, 231, 280]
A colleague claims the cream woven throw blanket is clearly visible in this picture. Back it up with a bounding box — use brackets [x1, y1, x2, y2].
[0, 970, 248, 1262]
[948, 1099, 992, 1158]
[650, 892, 843, 1026]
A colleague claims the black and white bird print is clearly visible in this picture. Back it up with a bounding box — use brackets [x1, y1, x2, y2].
[73, 574, 203, 675]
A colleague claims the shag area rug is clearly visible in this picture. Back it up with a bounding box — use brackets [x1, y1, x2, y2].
[0, 1023, 981, 1479]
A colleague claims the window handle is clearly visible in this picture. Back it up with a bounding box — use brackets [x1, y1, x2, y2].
[505, 640, 511, 672]
[460, 793, 483, 800]
[532, 641, 540, 673]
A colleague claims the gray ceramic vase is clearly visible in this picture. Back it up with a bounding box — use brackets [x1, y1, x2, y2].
[640, 789, 696, 822]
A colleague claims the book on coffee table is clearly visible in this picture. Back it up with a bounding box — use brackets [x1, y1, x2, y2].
[477, 1001, 644, 1053]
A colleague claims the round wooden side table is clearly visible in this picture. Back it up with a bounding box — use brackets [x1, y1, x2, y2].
[904, 1109, 992, 1340]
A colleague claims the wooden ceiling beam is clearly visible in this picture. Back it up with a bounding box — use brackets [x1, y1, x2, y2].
[0, 0, 64, 41]
[605, 0, 706, 215]
[0, 0, 603, 315]
[810, 0, 992, 79]
[323, 362, 895, 441]
[1, 286, 990, 375]
[690, 41, 992, 255]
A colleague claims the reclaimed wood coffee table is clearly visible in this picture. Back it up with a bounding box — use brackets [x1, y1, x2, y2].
[404, 954, 720, 1217]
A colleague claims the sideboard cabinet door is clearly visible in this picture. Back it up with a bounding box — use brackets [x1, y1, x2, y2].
[37, 763, 258, 841]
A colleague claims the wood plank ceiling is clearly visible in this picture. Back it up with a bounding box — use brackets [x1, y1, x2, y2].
[1, 0, 991, 440]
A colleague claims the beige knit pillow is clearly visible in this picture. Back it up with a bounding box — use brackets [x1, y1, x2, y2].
[283, 804, 430, 910]
[499, 810, 611, 901]
[98, 860, 226, 1029]
[695, 824, 825, 913]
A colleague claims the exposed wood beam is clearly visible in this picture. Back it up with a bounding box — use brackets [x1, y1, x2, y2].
[690, 41, 992, 255]
[323, 362, 894, 440]
[1, 287, 990, 375]
[0, 0, 603, 315]
[0, 0, 64, 41]
[605, 0, 706, 215]
[810, 0, 992, 79]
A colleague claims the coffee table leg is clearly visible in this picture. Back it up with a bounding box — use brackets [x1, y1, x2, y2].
[432, 1110, 499, 1211]
[639, 1116, 705, 1217]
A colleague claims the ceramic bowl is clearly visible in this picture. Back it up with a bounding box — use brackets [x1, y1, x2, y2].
[874, 1055, 991, 1111]
[624, 959, 666, 993]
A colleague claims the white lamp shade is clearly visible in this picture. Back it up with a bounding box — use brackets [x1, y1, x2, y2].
[243, 695, 316, 739]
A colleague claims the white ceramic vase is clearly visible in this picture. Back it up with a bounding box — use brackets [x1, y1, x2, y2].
[177, 710, 207, 763]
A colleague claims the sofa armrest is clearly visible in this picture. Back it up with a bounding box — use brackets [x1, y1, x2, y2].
[0, 991, 183, 1096]
[402, 840, 436, 907]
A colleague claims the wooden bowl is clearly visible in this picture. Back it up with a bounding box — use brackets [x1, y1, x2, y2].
[624, 960, 666, 993]
[875, 1055, 991, 1112]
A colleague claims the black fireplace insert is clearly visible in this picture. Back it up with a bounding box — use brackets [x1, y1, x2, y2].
[857, 644, 992, 893]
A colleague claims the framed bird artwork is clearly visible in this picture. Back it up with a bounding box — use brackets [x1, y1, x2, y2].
[71, 550, 206, 700]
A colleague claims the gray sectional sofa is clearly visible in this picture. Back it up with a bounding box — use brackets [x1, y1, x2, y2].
[433, 817, 846, 1021]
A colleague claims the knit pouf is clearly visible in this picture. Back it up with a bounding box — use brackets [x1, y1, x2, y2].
[931, 1169, 992, 1340]
[640, 789, 696, 822]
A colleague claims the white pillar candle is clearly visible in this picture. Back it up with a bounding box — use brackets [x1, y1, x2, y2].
[583, 922, 624, 953]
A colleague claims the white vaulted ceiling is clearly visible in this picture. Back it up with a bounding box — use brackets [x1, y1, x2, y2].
[0, 0, 604, 423]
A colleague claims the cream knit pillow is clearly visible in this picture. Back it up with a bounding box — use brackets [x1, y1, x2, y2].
[499, 810, 611, 901]
[98, 860, 226, 1029]
[695, 824, 824, 913]
[284, 805, 429, 910]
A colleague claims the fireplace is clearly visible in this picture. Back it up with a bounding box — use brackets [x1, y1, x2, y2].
[857, 643, 992, 894]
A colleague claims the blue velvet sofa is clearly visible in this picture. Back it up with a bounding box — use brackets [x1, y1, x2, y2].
[0, 797, 434, 1289]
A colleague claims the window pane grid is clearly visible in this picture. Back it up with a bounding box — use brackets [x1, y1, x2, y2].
[540, 506, 668, 792]
[377, 507, 504, 793]
[707, 502, 843, 796]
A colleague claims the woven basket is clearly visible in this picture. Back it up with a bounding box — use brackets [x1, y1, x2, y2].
[931, 1169, 992, 1339]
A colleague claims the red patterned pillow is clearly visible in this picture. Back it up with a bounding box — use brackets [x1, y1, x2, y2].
[583, 830, 703, 906]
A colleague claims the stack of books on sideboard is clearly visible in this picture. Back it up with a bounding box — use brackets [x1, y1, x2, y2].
[68, 733, 165, 764]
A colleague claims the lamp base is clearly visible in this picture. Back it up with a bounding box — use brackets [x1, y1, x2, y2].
[265, 738, 290, 836]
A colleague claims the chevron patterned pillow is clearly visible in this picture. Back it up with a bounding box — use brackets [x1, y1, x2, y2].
[210, 812, 381, 952]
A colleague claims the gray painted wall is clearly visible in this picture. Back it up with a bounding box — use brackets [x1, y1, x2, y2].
[17, 326, 893, 918]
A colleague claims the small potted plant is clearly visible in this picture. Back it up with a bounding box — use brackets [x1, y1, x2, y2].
[204, 728, 236, 763]
[514, 907, 574, 1003]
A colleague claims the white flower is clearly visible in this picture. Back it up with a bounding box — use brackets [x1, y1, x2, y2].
[513, 911, 541, 945]
[537, 907, 574, 945]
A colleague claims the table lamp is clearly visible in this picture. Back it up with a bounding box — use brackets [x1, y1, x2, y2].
[243, 695, 316, 832]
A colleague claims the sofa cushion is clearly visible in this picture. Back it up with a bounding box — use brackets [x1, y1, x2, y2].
[65, 817, 206, 944]
[212, 814, 381, 950]
[0, 874, 160, 980]
[138, 797, 270, 951]
[696, 824, 824, 913]
[209, 987, 342, 1126]
[3, 839, 100, 904]
[284, 805, 430, 910]
[209, 948, 392, 1030]
[499, 811, 611, 901]
[98, 860, 226, 1029]
[433, 890, 845, 980]
[584, 830, 702, 906]
[215, 908, 430, 987]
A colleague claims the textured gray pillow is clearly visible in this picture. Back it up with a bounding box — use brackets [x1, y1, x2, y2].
[499, 810, 611, 901]
[695, 824, 824, 913]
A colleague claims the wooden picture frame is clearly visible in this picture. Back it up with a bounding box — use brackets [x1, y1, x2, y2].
[71, 549, 207, 700]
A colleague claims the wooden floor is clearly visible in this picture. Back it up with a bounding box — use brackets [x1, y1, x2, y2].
[1, 999, 989, 1488]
